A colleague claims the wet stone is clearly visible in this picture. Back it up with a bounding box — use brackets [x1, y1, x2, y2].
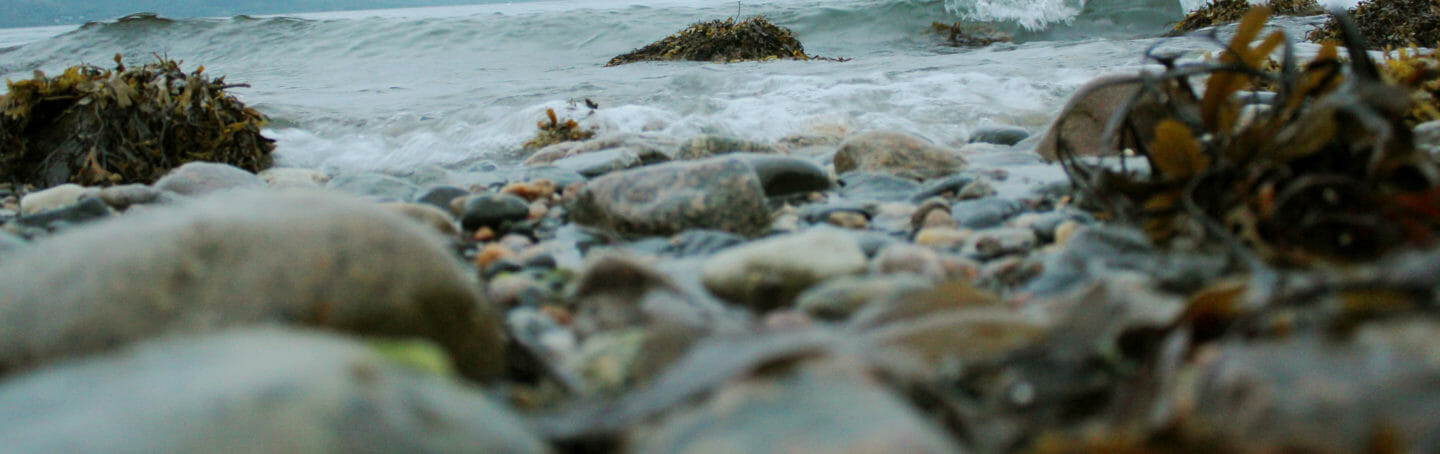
[460, 193, 531, 233]
[153, 162, 264, 196]
[552, 147, 644, 178]
[326, 172, 420, 201]
[0, 328, 547, 454]
[569, 155, 771, 237]
[525, 132, 679, 166]
[14, 197, 111, 231]
[676, 134, 778, 160]
[414, 185, 470, 210]
[701, 228, 867, 311]
[910, 173, 978, 202]
[799, 203, 876, 225]
[833, 131, 967, 180]
[795, 274, 934, 321]
[1012, 209, 1094, 243]
[968, 126, 1030, 146]
[871, 243, 947, 282]
[0, 191, 505, 382]
[19, 184, 88, 215]
[738, 153, 831, 197]
[661, 230, 747, 257]
[951, 197, 1027, 229]
[838, 172, 923, 202]
[970, 227, 1038, 259]
[379, 202, 458, 236]
[631, 359, 962, 454]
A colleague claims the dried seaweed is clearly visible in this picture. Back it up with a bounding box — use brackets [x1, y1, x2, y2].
[1060, 7, 1440, 266]
[1307, 0, 1440, 49]
[523, 108, 595, 150]
[0, 55, 273, 188]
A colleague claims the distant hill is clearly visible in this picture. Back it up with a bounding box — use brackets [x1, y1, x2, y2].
[0, 0, 500, 29]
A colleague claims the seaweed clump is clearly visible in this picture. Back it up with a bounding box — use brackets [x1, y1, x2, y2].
[1307, 0, 1440, 49]
[606, 17, 820, 66]
[930, 22, 1013, 47]
[1170, 0, 1321, 34]
[1060, 8, 1440, 266]
[0, 56, 273, 188]
[1378, 48, 1440, 125]
[524, 108, 595, 150]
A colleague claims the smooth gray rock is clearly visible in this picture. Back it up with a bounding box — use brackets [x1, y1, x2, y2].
[701, 228, 866, 311]
[98, 184, 165, 210]
[258, 167, 331, 189]
[0, 328, 547, 454]
[154, 162, 265, 196]
[675, 134, 778, 160]
[1035, 75, 1164, 161]
[968, 127, 1030, 146]
[327, 172, 420, 201]
[19, 184, 88, 215]
[460, 193, 531, 233]
[570, 156, 771, 237]
[552, 148, 643, 178]
[838, 172, 922, 202]
[833, 131, 966, 180]
[0, 190, 504, 381]
[738, 153, 832, 197]
[415, 185, 471, 210]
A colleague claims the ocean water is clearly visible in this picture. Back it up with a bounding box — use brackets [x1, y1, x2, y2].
[0, 0, 1357, 175]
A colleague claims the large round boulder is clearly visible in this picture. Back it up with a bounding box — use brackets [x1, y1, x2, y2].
[0, 190, 504, 381]
[569, 155, 771, 237]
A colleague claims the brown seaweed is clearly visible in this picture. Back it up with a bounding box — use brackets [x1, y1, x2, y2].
[606, 16, 836, 66]
[1169, 0, 1321, 35]
[1307, 0, 1440, 49]
[0, 55, 273, 188]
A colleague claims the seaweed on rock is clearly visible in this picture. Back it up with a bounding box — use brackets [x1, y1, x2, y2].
[1170, 0, 1321, 34]
[1307, 0, 1440, 49]
[1059, 7, 1440, 266]
[0, 56, 273, 188]
[606, 16, 831, 66]
[930, 22, 1013, 48]
[524, 108, 596, 150]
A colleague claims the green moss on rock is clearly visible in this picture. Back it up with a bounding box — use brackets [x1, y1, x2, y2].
[0, 56, 273, 188]
[606, 16, 817, 66]
[1307, 0, 1440, 49]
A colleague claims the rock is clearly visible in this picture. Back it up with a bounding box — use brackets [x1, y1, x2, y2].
[915, 227, 972, 250]
[1011, 210, 1094, 243]
[326, 172, 420, 201]
[738, 154, 832, 197]
[631, 359, 961, 454]
[0, 328, 546, 453]
[833, 131, 966, 180]
[826, 211, 869, 229]
[676, 134, 778, 160]
[910, 174, 979, 202]
[570, 155, 771, 237]
[1416, 120, 1440, 157]
[459, 193, 532, 233]
[1035, 74, 1167, 161]
[379, 202, 458, 236]
[570, 253, 723, 337]
[525, 132, 678, 166]
[606, 17, 819, 66]
[951, 198, 1027, 229]
[552, 148, 643, 178]
[414, 185, 471, 211]
[153, 162, 264, 196]
[19, 184, 88, 215]
[838, 172, 923, 202]
[0, 190, 505, 381]
[257, 167, 330, 189]
[968, 127, 1030, 146]
[97, 184, 165, 210]
[871, 243, 947, 282]
[970, 227, 1039, 259]
[659, 230, 747, 257]
[14, 197, 112, 231]
[701, 228, 867, 311]
[795, 274, 934, 321]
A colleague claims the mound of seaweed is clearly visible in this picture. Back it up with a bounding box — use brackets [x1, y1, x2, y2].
[1379, 48, 1440, 125]
[930, 22, 1013, 47]
[524, 108, 596, 150]
[0, 56, 273, 188]
[606, 16, 815, 66]
[1059, 8, 1440, 267]
[1308, 0, 1440, 49]
[1170, 0, 1321, 34]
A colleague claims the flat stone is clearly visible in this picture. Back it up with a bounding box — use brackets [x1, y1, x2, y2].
[326, 172, 420, 201]
[570, 155, 771, 237]
[380, 202, 458, 236]
[833, 131, 966, 180]
[676, 134, 778, 160]
[414, 185, 471, 210]
[153, 162, 264, 196]
[838, 172, 923, 202]
[97, 184, 164, 210]
[257, 167, 331, 189]
[14, 197, 112, 231]
[0, 190, 504, 381]
[19, 184, 88, 215]
[796, 274, 933, 321]
[701, 228, 867, 311]
[1035, 74, 1165, 161]
[525, 132, 678, 166]
[632, 359, 961, 454]
[0, 328, 546, 453]
[968, 126, 1030, 146]
[552, 147, 643, 178]
[951, 198, 1027, 229]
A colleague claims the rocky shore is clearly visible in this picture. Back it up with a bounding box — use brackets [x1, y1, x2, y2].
[5, 5, 1440, 454]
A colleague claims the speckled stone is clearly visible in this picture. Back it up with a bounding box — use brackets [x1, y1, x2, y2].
[570, 155, 771, 237]
[833, 131, 966, 180]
